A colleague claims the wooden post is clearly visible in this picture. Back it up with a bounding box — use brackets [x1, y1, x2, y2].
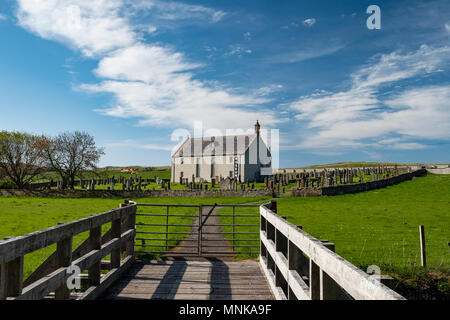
[88, 226, 102, 287]
[111, 216, 121, 269]
[55, 232, 72, 300]
[288, 240, 301, 300]
[270, 200, 277, 214]
[320, 242, 339, 300]
[126, 206, 136, 258]
[309, 259, 320, 300]
[0, 237, 24, 299]
[419, 225, 426, 267]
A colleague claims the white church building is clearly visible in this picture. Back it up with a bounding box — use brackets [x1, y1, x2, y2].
[171, 121, 272, 183]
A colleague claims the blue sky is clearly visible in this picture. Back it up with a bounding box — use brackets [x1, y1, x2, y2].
[0, 0, 449, 167]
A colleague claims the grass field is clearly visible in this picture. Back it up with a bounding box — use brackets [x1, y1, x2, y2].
[33, 167, 172, 183]
[0, 195, 270, 280]
[222, 174, 449, 272]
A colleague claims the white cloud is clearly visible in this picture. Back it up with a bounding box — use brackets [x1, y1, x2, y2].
[253, 85, 283, 97]
[0, 13, 7, 20]
[94, 44, 202, 82]
[131, 0, 226, 23]
[16, 0, 279, 131]
[16, 0, 136, 57]
[446, 23, 450, 32]
[302, 18, 316, 27]
[290, 45, 450, 151]
[225, 44, 252, 57]
[266, 44, 345, 64]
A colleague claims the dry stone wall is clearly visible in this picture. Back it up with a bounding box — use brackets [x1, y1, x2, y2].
[291, 169, 426, 197]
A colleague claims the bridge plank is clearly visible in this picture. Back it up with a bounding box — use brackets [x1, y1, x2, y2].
[102, 260, 274, 300]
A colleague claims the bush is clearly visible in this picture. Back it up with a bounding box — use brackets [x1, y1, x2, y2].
[0, 179, 16, 189]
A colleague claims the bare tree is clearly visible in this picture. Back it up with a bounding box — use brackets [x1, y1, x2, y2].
[0, 131, 46, 188]
[43, 131, 105, 189]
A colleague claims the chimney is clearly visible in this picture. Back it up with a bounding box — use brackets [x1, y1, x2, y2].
[254, 120, 260, 136]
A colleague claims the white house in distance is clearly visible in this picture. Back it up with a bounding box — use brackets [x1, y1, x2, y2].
[171, 121, 272, 183]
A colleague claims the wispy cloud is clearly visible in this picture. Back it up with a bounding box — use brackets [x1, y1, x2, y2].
[265, 44, 345, 64]
[302, 18, 316, 27]
[0, 13, 7, 20]
[224, 44, 252, 57]
[136, 0, 227, 23]
[147, 1, 227, 23]
[289, 45, 450, 152]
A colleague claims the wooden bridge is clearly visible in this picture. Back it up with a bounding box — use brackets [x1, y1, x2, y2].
[0, 200, 405, 300]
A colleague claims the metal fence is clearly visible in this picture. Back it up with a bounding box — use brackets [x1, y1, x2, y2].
[134, 203, 261, 256]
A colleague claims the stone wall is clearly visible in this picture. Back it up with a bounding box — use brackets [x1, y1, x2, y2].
[290, 188, 322, 197]
[291, 169, 427, 197]
[0, 188, 272, 198]
[426, 168, 450, 174]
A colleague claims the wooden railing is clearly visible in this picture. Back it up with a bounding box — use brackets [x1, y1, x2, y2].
[259, 201, 405, 300]
[0, 200, 137, 300]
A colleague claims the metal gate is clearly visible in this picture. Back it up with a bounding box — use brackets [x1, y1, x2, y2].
[134, 203, 261, 256]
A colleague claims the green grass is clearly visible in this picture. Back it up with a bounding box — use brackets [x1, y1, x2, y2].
[33, 167, 172, 183]
[216, 204, 263, 259]
[0, 195, 270, 280]
[275, 174, 450, 273]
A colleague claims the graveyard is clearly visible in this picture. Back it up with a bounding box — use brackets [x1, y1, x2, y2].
[19, 164, 423, 195]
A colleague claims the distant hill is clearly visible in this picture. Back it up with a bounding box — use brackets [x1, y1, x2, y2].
[290, 161, 449, 169]
[301, 162, 420, 169]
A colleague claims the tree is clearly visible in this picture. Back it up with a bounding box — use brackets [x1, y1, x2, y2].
[42, 131, 105, 189]
[0, 131, 46, 188]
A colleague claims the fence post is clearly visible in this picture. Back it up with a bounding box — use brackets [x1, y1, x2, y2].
[419, 225, 426, 267]
[0, 236, 24, 299]
[88, 226, 102, 287]
[320, 242, 340, 300]
[55, 228, 72, 300]
[270, 200, 277, 214]
[111, 214, 122, 269]
[288, 240, 301, 300]
[121, 200, 136, 258]
[309, 258, 320, 300]
[127, 205, 136, 259]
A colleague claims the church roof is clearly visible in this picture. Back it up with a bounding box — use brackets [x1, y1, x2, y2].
[172, 134, 257, 157]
